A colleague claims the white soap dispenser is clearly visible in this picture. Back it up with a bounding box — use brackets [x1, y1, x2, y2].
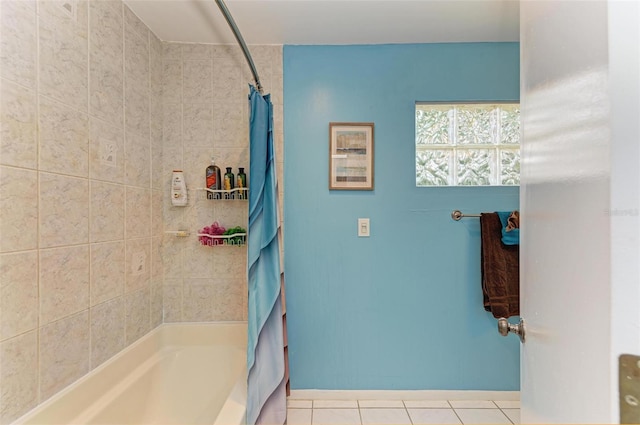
[171, 170, 188, 206]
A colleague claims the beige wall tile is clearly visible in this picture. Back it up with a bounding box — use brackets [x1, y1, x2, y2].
[182, 243, 214, 279]
[90, 296, 124, 368]
[123, 5, 148, 41]
[162, 197, 186, 232]
[183, 60, 212, 103]
[162, 239, 184, 279]
[162, 279, 182, 322]
[124, 287, 149, 344]
[39, 245, 89, 325]
[89, 117, 125, 184]
[212, 201, 248, 231]
[0, 79, 37, 168]
[183, 147, 215, 192]
[39, 173, 89, 248]
[90, 241, 125, 306]
[162, 42, 182, 60]
[39, 311, 90, 401]
[183, 104, 213, 146]
[162, 61, 182, 104]
[125, 85, 150, 139]
[151, 236, 163, 281]
[186, 200, 216, 237]
[125, 186, 151, 239]
[89, 0, 123, 127]
[0, 331, 38, 424]
[38, 96, 89, 177]
[212, 247, 247, 278]
[0, 166, 38, 252]
[162, 104, 182, 148]
[183, 44, 211, 60]
[38, 0, 88, 36]
[212, 278, 245, 321]
[124, 132, 151, 188]
[90, 181, 124, 242]
[0, 251, 38, 341]
[38, 4, 88, 112]
[151, 190, 163, 236]
[149, 30, 162, 57]
[213, 103, 247, 148]
[183, 279, 214, 321]
[89, 50, 124, 128]
[0, 0, 37, 89]
[212, 64, 244, 104]
[150, 281, 163, 327]
[124, 24, 148, 86]
[125, 237, 150, 293]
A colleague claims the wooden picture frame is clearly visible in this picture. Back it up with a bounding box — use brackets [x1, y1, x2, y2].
[329, 122, 374, 190]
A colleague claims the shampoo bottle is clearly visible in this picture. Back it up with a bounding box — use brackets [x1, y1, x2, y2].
[223, 167, 235, 199]
[236, 167, 247, 200]
[171, 170, 188, 206]
[205, 158, 221, 199]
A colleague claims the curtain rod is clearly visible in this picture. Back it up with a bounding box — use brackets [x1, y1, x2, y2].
[451, 210, 482, 221]
[215, 0, 263, 94]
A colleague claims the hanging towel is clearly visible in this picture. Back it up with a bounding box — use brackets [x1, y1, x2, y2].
[246, 85, 286, 425]
[480, 212, 520, 318]
[496, 210, 520, 245]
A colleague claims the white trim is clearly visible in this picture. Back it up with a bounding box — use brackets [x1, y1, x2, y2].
[288, 390, 520, 401]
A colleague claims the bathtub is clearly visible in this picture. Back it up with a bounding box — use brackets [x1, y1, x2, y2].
[13, 323, 247, 425]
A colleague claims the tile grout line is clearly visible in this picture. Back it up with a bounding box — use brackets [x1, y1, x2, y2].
[447, 400, 466, 425]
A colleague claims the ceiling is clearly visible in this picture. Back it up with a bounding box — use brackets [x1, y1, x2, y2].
[123, 0, 520, 45]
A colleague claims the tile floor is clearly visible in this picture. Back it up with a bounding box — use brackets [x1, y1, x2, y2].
[287, 399, 520, 425]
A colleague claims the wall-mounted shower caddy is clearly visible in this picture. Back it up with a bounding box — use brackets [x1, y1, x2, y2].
[164, 188, 248, 246]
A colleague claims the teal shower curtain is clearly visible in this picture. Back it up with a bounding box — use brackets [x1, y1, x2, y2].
[246, 85, 286, 425]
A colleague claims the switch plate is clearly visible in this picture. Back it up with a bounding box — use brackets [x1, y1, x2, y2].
[358, 218, 370, 237]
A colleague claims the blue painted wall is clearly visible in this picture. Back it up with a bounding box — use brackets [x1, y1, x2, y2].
[283, 43, 520, 390]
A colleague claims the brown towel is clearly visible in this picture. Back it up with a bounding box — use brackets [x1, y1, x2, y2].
[480, 213, 519, 318]
[506, 210, 519, 232]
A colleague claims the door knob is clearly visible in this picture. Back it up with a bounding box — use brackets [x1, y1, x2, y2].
[497, 318, 525, 343]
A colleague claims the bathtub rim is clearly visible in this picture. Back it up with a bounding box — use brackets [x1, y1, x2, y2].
[12, 321, 248, 425]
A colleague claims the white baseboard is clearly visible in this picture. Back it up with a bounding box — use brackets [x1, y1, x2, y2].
[288, 389, 520, 401]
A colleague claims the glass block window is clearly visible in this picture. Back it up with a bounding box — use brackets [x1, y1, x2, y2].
[416, 103, 520, 186]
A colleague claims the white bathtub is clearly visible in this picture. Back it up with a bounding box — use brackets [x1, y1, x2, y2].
[13, 323, 247, 425]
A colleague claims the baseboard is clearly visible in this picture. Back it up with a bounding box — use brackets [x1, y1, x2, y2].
[288, 389, 519, 401]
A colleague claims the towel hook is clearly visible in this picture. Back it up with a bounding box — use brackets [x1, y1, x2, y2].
[497, 318, 525, 343]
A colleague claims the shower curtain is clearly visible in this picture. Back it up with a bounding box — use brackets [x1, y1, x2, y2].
[246, 85, 286, 425]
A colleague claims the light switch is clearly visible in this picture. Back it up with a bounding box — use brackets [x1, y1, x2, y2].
[358, 218, 370, 237]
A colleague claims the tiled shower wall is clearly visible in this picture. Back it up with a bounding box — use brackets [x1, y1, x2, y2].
[1, 0, 284, 422]
[0, 1, 163, 422]
[160, 43, 283, 322]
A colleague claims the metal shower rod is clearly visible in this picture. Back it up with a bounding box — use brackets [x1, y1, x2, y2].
[215, 0, 264, 94]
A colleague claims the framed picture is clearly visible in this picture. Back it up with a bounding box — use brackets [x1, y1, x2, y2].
[329, 122, 374, 190]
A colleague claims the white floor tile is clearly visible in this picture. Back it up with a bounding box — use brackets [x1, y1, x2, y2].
[407, 408, 462, 425]
[454, 408, 511, 424]
[288, 408, 313, 425]
[449, 400, 497, 409]
[289, 399, 314, 409]
[404, 400, 451, 409]
[502, 409, 520, 424]
[494, 400, 520, 409]
[358, 400, 405, 408]
[312, 408, 361, 425]
[314, 400, 359, 409]
[360, 408, 411, 425]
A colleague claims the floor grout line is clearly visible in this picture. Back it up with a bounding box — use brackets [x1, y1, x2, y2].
[291, 400, 520, 425]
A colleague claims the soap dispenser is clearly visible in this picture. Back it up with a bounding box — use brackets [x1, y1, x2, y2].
[171, 170, 188, 206]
